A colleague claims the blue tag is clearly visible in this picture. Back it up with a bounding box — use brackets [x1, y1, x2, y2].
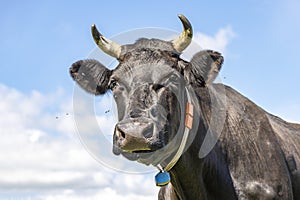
[155, 171, 170, 187]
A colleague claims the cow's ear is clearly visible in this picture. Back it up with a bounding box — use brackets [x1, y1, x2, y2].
[70, 59, 112, 95]
[185, 50, 223, 86]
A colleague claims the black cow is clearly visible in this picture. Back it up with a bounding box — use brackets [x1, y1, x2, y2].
[70, 14, 300, 199]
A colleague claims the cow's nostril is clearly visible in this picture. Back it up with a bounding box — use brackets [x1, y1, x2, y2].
[142, 124, 154, 139]
[121, 130, 126, 139]
[116, 126, 126, 139]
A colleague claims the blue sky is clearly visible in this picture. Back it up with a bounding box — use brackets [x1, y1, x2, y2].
[1, 0, 300, 119]
[0, 0, 299, 199]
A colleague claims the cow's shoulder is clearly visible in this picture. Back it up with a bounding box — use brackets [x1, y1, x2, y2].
[216, 85, 295, 199]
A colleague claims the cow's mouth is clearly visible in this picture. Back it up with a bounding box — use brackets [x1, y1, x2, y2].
[116, 149, 153, 163]
[131, 150, 153, 153]
[113, 141, 164, 164]
[114, 143, 161, 155]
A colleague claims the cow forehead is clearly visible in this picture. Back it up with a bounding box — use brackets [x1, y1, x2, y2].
[120, 38, 178, 55]
[113, 63, 179, 85]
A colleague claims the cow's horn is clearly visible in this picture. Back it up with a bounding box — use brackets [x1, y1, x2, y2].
[91, 24, 122, 58]
[172, 14, 193, 52]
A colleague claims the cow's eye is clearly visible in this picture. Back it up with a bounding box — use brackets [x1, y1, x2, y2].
[109, 79, 118, 90]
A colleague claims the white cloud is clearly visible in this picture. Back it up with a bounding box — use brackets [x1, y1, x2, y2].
[0, 83, 158, 199]
[182, 26, 236, 60]
[37, 187, 155, 200]
[195, 26, 235, 53]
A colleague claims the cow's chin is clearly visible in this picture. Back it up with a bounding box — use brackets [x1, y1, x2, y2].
[111, 149, 152, 165]
[112, 143, 164, 165]
[123, 151, 153, 163]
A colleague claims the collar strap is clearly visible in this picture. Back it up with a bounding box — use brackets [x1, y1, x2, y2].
[159, 87, 194, 172]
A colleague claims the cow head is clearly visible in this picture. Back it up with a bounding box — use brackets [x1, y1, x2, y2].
[70, 15, 223, 165]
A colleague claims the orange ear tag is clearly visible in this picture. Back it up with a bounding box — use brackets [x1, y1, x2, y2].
[184, 102, 193, 129]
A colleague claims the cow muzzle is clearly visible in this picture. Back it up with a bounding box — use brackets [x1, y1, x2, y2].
[114, 120, 155, 152]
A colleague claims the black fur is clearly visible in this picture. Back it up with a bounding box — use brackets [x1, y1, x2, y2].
[70, 59, 111, 95]
[70, 37, 300, 199]
[186, 50, 224, 87]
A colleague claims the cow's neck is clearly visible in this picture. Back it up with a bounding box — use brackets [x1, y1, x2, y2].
[169, 127, 208, 199]
[163, 86, 210, 199]
[169, 104, 216, 199]
[167, 85, 236, 199]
